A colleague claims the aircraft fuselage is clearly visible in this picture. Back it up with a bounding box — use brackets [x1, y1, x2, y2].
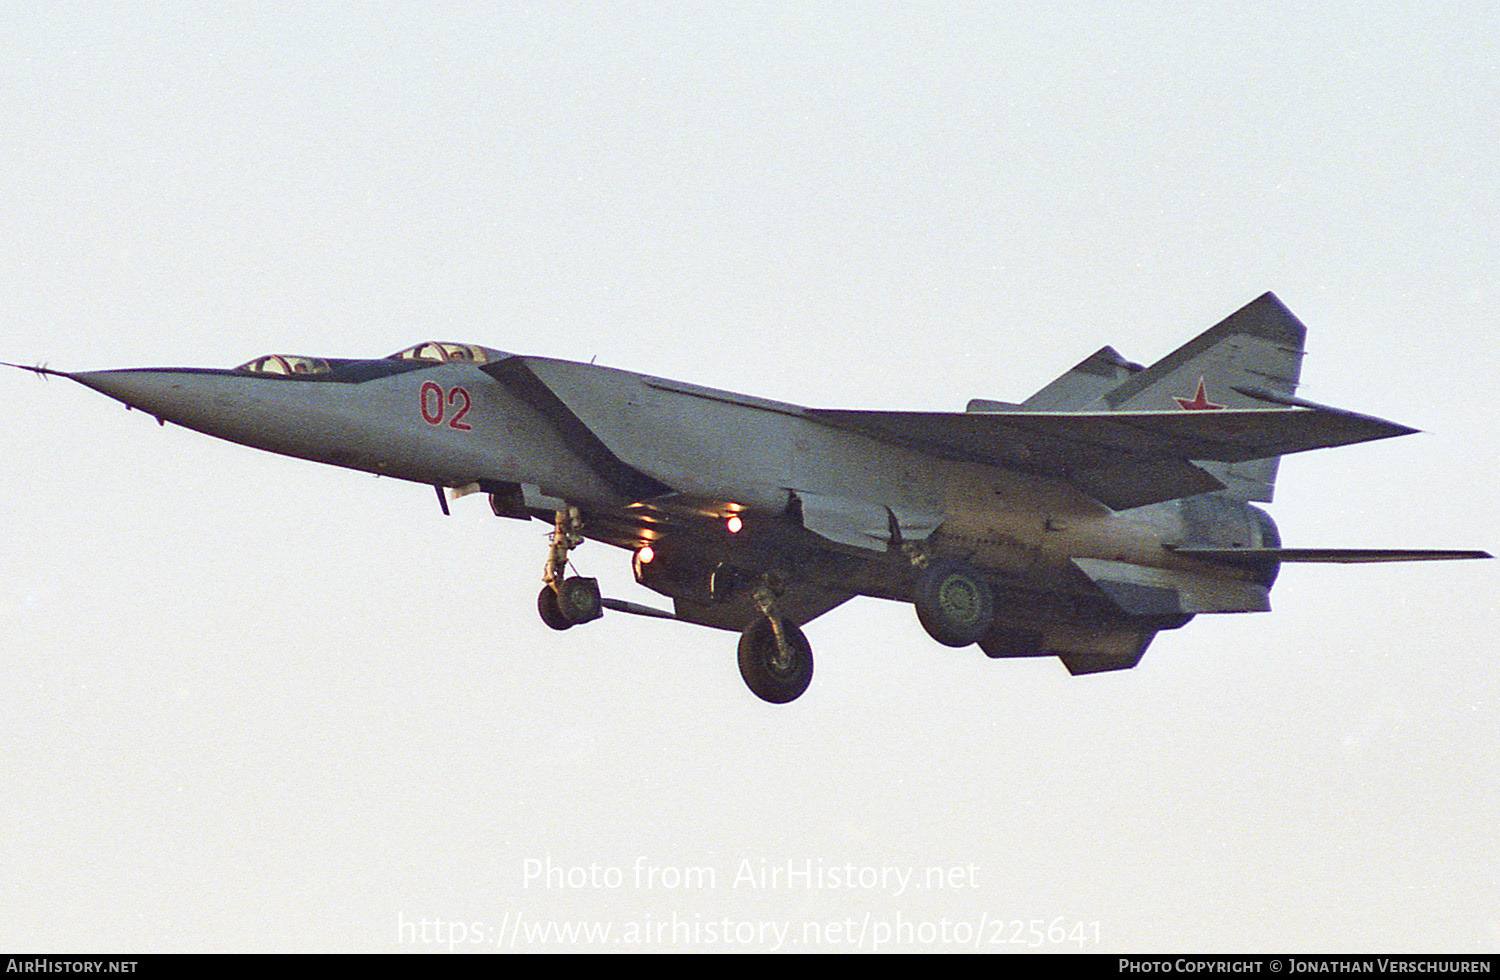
[32, 292, 1481, 701]
[66, 353, 1269, 607]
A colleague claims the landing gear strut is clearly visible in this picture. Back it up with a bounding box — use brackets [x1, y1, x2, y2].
[737, 581, 814, 703]
[537, 506, 602, 630]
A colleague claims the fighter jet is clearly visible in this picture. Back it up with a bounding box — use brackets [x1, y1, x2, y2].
[10, 293, 1488, 702]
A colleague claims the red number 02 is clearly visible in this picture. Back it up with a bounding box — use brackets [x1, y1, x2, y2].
[419, 382, 473, 431]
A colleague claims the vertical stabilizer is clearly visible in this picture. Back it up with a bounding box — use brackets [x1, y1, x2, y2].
[1105, 293, 1307, 501]
[1103, 293, 1306, 411]
[1019, 345, 1143, 411]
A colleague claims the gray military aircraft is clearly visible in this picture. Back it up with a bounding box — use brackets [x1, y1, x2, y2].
[10, 293, 1489, 702]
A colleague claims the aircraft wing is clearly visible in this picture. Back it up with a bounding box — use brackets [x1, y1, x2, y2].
[806, 406, 1416, 510]
[1167, 547, 1493, 563]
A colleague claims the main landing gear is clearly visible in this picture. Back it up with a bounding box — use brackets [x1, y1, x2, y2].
[736, 580, 814, 704]
[912, 559, 995, 647]
[537, 507, 603, 631]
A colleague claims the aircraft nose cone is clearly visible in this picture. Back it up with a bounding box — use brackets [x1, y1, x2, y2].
[67, 367, 276, 443]
[68, 369, 204, 416]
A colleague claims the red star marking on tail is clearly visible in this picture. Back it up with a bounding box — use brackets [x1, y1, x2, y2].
[1174, 378, 1225, 411]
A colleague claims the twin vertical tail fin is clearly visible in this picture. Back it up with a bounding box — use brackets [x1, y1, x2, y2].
[1099, 293, 1307, 412]
[1015, 292, 1309, 501]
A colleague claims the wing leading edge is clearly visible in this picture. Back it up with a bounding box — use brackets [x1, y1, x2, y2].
[1167, 547, 1493, 563]
[806, 405, 1416, 510]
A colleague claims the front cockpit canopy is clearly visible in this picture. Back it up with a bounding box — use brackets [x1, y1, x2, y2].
[236, 354, 332, 376]
[389, 342, 493, 364]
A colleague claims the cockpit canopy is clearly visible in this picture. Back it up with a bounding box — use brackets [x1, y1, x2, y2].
[389, 341, 492, 364]
[236, 354, 332, 376]
[233, 342, 505, 378]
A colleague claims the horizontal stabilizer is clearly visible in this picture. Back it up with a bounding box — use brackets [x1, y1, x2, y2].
[1073, 557, 1270, 614]
[1168, 547, 1493, 564]
[808, 405, 1416, 510]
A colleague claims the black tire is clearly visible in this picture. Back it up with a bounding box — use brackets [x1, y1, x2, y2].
[737, 616, 814, 704]
[913, 563, 995, 647]
[538, 585, 573, 631]
[558, 576, 603, 625]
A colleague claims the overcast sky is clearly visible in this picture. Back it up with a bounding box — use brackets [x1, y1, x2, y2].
[2, 2, 1496, 952]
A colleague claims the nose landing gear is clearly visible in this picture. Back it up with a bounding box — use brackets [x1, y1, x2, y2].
[537, 506, 603, 630]
[531, 510, 816, 704]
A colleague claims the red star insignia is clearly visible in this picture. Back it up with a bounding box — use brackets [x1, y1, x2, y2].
[1174, 378, 1225, 411]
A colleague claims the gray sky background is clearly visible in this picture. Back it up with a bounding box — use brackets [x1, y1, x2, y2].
[1, 2, 1496, 952]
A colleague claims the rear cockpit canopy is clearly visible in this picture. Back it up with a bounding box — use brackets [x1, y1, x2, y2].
[236, 354, 332, 376]
[389, 342, 494, 364]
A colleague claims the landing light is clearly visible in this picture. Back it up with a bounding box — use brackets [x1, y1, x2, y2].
[726, 516, 743, 534]
[636, 545, 655, 564]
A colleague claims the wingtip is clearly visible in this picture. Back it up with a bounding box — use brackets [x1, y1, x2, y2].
[1378, 418, 1421, 439]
